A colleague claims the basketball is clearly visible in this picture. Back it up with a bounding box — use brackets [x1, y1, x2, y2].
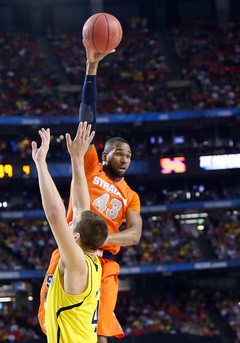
[82, 13, 122, 53]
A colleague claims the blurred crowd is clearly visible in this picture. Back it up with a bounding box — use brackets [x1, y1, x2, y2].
[0, 19, 240, 118]
[0, 290, 225, 342]
[0, 248, 22, 271]
[1, 19, 240, 117]
[0, 218, 57, 270]
[208, 210, 240, 260]
[0, 134, 69, 163]
[117, 210, 240, 266]
[1, 209, 240, 271]
[117, 214, 202, 266]
[0, 31, 75, 116]
[214, 292, 240, 343]
[1, 289, 239, 342]
[171, 20, 240, 110]
[115, 291, 218, 337]
[0, 308, 41, 341]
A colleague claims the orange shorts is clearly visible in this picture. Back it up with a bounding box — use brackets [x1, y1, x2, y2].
[98, 258, 124, 338]
[38, 249, 124, 338]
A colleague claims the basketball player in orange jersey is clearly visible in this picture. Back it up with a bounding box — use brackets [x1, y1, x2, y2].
[38, 41, 142, 343]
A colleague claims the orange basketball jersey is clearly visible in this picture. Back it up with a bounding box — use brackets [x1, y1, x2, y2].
[67, 146, 140, 254]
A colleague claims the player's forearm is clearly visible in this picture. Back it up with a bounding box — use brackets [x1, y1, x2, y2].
[35, 161, 66, 221]
[82, 73, 97, 109]
[106, 227, 141, 246]
[80, 70, 97, 146]
[71, 156, 90, 214]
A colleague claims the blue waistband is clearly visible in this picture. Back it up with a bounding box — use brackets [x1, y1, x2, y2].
[101, 250, 116, 260]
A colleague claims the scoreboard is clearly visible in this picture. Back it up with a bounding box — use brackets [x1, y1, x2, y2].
[0, 164, 31, 179]
[151, 153, 240, 175]
[0, 162, 72, 180]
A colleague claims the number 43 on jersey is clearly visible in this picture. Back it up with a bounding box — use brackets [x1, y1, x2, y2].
[93, 193, 122, 219]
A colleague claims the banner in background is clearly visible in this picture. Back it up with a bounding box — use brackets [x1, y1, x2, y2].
[0, 108, 239, 126]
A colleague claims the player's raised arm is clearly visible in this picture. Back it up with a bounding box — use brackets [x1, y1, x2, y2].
[79, 40, 115, 152]
[32, 128, 66, 227]
[66, 121, 95, 219]
[32, 129, 85, 271]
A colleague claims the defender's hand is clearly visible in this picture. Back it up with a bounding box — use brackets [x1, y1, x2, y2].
[32, 128, 50, 164]
[66, 121, 95, 158]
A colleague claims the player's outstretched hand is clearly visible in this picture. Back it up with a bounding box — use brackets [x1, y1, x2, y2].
[66, 121, 95, 159]
[83, 39, 115, 64]
[32, 128, 51, 164]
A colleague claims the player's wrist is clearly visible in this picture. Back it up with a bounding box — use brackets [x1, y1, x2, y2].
[71, 153, 84, 158]
[35, 159, 47, 166]
[71, 155, 85, 164]
[86, 61, 99, 74]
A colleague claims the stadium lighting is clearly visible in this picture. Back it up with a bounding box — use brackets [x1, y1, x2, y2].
[0, 297, 12, 302]
[179, 213, 208, 219]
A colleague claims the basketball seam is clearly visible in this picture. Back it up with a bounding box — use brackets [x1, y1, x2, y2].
[103, 13, 109, 53]
[92, 14, 102, 52]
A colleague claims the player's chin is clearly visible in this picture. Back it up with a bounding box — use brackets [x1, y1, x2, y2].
[116, 169, 127, 177]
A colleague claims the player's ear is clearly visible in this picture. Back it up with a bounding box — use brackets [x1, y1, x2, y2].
[74, 233, 80, 242]
[102, 151, 107, 163]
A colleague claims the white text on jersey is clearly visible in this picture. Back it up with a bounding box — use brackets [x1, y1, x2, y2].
[92, 176, 127, 205]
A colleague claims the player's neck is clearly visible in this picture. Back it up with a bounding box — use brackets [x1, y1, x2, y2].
[83, 250, 96, 261]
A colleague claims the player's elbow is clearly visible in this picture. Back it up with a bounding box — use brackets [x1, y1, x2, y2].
[132, 231, 141, 245]
[134, 237, 141, 245]
[45, 206, 63, 223]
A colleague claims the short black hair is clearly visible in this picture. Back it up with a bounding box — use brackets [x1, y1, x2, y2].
[74, 210, 108, 251]
[104, 137, 130, 153]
